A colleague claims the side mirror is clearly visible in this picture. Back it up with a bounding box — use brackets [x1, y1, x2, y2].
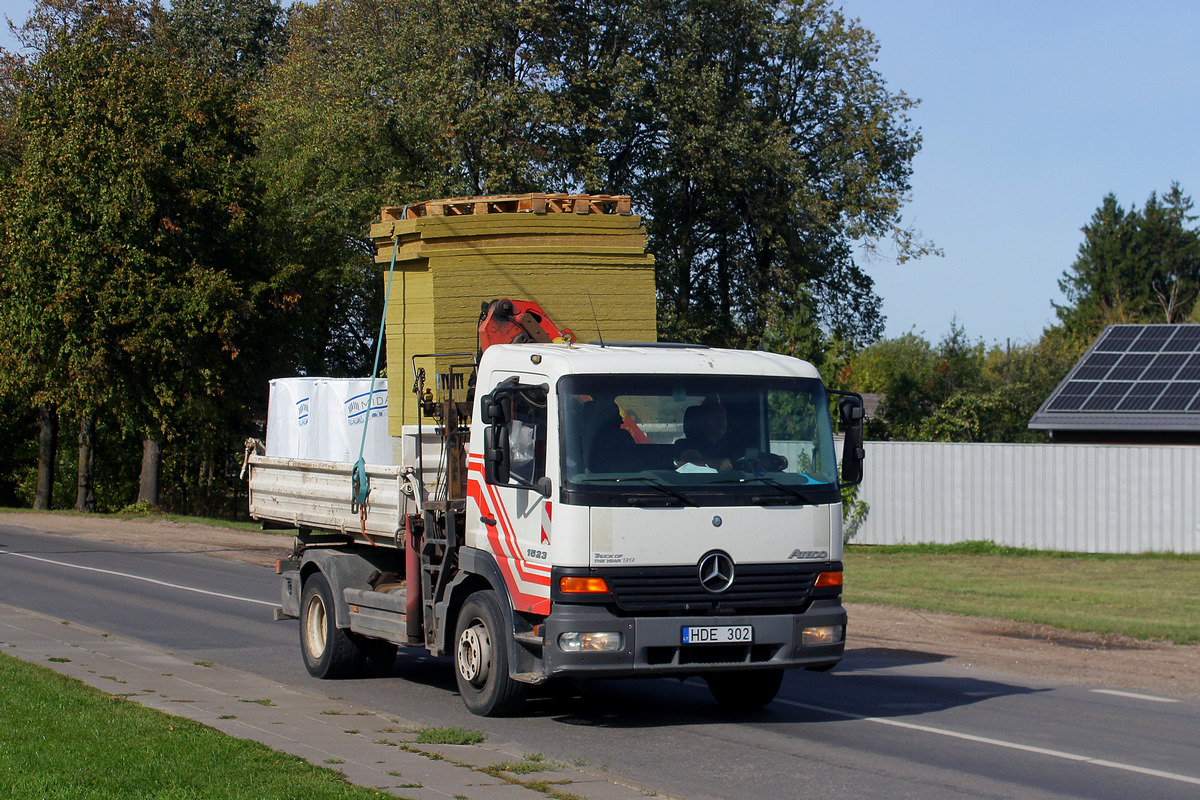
[483, 423, 510, 485]
[836, 394, 865, 486]
[480, 392, 510, 424]
[480, 389, 513, 484]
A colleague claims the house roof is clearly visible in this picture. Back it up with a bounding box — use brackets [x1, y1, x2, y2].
[1028, 323, 1200, 432]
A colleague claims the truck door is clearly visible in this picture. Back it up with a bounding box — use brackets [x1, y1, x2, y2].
[468, 377, 553, 615]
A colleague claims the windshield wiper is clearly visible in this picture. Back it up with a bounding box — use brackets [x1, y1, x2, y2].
[713, 476, 820, 505]
[583, 476, 697, 506]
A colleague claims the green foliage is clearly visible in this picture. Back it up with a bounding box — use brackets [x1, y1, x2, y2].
[840, 482, 868, 543]
[639, 0, 924, 349]
[835, 317, 1085, 443]
[0, 0, 293, 514]
[1057, 183, 1200, 338]
[413, 726, 486, 745]
[155, 0, 287, 87]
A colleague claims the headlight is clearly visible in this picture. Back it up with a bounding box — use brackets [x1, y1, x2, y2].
[801, 625, 844, 645]
[558, 631, 623, 652]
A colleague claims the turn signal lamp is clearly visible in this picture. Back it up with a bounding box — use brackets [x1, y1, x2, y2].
[558, 631, 623, 652]
[814, 571, 843, 588]
[559, 576, 610, 594]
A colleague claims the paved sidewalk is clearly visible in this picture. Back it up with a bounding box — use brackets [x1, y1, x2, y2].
[0, 603, 666, 800]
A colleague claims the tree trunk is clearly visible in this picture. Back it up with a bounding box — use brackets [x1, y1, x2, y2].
[75, 416, 96, 512]
[34, 403, 58, 510]
[138, 438, 162, 507]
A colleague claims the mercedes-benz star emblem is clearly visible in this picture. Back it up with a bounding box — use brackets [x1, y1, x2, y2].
[698, 551, 735, 594]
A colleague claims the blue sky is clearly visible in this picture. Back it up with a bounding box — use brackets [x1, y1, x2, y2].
[3, 1, 1197, 347]
[842, 0, 1200, 346]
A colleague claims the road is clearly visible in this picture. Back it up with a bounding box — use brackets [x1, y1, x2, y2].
[2, 523, 1198, 800]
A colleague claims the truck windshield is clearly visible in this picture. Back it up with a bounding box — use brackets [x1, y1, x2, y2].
[559, 374, 840, 507]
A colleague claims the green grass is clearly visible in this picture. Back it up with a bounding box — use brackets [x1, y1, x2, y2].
[844, 543, 1200, 644]
[412, 726, 486, 745]
[0, 653, 390, 799]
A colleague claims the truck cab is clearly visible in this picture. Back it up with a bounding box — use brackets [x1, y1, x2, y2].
[459, 342, 856, 712]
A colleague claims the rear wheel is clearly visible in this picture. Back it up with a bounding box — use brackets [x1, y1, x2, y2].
[705, 668, 784, 710]
[453, 591, 527, 716]
[299, 572, 365, 679]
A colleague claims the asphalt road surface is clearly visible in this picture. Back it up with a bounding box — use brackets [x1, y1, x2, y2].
[2, 523, 1198, 800]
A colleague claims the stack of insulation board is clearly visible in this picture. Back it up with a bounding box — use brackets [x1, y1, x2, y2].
[369, 194, 657, 432]
[265, 378, 392, 464]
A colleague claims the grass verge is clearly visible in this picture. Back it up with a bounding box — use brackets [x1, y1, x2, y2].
[844, 542, 1200, 644]
[0, 653, 389, 799]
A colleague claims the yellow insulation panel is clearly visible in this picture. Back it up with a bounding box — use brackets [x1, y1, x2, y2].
[379, 200, 657, 433]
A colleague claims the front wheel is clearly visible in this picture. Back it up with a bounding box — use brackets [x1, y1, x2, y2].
[299, 572, 365, 679]
[705, 668, 784, 710]
[453, 591, 527, 716]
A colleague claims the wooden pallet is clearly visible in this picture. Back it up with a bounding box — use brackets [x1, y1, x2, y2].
[380, 193, 633, 221]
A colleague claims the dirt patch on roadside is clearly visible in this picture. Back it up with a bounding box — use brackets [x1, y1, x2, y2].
[0, 512, 293, 568]
[3, 511, 1197, 699]
[847, 603, 1199, 699]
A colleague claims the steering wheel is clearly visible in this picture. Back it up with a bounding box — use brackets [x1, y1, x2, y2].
[734, 453, 789, 474]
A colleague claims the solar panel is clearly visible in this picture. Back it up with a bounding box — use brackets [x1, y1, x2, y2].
[1132, 326, 1173, 351]
[1108, 353, 1152, 381]
[1046, 380, 1098, 411]
[1030, 324, 1200, 429]
[1117, 382, 1167, 410]
[1082, 382, 1131, 411]
[1154, 382, 1200, 411]
[1144, 353, 1186, 381]
[1095, 326, 1138, 350]
[1165, 327, 1200, 352]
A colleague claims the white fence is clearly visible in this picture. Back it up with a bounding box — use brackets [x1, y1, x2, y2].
[854, 442, 1200, 554]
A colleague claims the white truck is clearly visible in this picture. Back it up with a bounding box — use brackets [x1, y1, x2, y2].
[249, 321, 864, 716]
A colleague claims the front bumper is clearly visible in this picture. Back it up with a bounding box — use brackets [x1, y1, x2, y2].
[541, 599, 846, 678]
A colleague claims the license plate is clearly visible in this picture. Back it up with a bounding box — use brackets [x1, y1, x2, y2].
[681, 625, 753, 644]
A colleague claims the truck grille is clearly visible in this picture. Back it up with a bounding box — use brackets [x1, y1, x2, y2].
[600, 563, 822, 615]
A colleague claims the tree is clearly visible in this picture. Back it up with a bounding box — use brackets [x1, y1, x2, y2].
[255, 0, 928, 360]
[614, 0, 925, 348]
[1057, 184, 1200, 337]
[155, 0, 286, 87]
[0, 0, 274, 509]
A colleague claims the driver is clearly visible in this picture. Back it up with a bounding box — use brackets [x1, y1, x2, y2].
[673, 397, 734, 471]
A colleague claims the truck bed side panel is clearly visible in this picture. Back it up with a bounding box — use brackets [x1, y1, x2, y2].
[247, 455, 410, 544]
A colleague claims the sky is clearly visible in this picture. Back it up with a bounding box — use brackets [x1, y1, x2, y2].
[841, 0, 1200, 346]
[2, 1, 1197, 347]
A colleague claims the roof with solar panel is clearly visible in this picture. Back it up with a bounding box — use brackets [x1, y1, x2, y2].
[1029, 323, 1200, 434]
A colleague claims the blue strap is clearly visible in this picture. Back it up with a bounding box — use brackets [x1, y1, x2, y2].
[352, 213, 406, 510]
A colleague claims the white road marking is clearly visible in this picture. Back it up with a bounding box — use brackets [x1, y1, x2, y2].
[0, 551, 277, 608]
[1091, 689, 1179, 704]
[776, 698, 1200, 787]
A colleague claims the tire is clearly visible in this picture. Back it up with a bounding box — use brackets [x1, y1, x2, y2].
[453, 590, 527, 716]
[705, 668, 784, 710]
[299, 572, 366, 679]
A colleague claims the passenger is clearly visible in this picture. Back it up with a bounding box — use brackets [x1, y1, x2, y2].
[585, 399, 639, 473]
